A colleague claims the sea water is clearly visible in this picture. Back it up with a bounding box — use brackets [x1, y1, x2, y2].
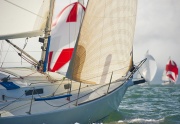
[101, 84, 180, 124]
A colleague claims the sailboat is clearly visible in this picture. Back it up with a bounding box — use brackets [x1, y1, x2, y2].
[0, 0, 148, 123]
[162, 57, 178, 85]
[135, 50, 157, 85]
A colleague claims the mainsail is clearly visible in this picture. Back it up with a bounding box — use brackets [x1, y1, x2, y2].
[162, 57, 178, 83]
[48, 2, 85, 74]
[66, 0, 137, 84]
[0, 0, 51, 40]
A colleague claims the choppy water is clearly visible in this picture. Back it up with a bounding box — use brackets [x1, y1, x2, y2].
[102, 84, 180, 124]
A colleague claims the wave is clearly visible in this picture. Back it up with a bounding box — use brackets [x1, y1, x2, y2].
[109, 115, 180, 124]
[114, 118, 164, 124]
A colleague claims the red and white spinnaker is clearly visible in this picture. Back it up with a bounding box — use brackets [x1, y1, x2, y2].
[162, 57, 178, 84]
[48, 2, 85, 74]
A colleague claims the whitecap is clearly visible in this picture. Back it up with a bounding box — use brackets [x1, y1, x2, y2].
[118, 118, 164, 124]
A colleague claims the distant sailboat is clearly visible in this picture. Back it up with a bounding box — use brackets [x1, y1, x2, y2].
[162, 57, 178, 85]
[135, 50, 157, 85]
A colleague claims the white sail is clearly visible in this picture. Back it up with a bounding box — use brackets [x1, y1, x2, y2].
[66, 0, 137, 84]
[48, 2, 85, 74]
[162, 57, 178, 84]
[138, 51, 157, 82]
[0, 0, 51, 40]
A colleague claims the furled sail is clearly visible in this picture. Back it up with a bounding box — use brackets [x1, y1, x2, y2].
[138, 51, 157, 82]
[162, 57, 178, 83]
[0, 0, 51, 40]
[66, 0, 137, 84]
[48, 2, 85, 74]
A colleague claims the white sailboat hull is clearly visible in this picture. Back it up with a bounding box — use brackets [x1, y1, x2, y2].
[0, 80, 131, 124]
[162, 81, 175, 85]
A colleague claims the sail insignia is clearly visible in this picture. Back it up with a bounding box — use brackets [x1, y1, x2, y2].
[48, 2, 85, 74]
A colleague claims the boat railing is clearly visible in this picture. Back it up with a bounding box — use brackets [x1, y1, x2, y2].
[0, 59, 147, 115]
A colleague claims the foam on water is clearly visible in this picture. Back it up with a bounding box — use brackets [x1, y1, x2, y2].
[121, 118, 164, 124]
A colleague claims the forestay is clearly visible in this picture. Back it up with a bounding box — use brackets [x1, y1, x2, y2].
[66, 0, 137, 84]
[0, 0, 51, 40]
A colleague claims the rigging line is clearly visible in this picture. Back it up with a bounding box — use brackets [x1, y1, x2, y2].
[137, 68, 143, 78]
[0, 87, 36, 113]
[18, 53, 35, 65]
[0, 102, 31, 115]
[4, 0, 44, 18]
[0, 40, 4, 63]
[41, 71, 54, 82]
[68, 0, 71, 48]
[52, 77, 65, 96]
[34, 89, 63, 108]
[6, 102, 31, 114]
[21, 38, 29, 65]
[0, 92, 26, 110]
[8, 40, 37, 66]
[77, 1, 85, 42]
[34, 95, 77, 109]
[45, 74, 59, 83]
[1, 43, 10, 67]
[54, 85, 90, 96]
[69, 64, 130, 82]
[0, 95, 29, 100]
[20, 54, 37, 66]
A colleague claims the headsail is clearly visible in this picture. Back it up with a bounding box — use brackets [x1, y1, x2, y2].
[48, 2, 85, 74]
[138, 50, 157, 82]
[66, 0, 137, 84]
[0, 0, 51, 40]
[162, 57, 178, 83]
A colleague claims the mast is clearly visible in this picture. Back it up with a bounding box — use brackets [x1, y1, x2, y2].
[40, 0, 55, 72]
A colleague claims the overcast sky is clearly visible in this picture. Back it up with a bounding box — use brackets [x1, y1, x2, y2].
[1, 0, 179, 83]
[133, 0, 180, 83]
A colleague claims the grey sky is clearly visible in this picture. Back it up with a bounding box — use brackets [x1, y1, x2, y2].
[133, 0, 180, 83]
